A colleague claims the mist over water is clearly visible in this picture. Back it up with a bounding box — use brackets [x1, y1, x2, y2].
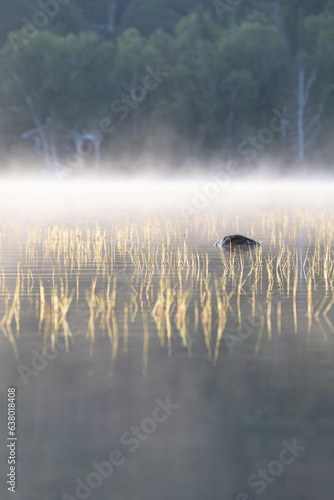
[1, 174, 334, 216]
[0, 174, 334, 500]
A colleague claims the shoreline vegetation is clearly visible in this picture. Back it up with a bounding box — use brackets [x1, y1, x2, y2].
[1, 1, 334, 172]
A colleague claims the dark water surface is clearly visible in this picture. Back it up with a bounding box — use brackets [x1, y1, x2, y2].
[1, 181, 334, 500]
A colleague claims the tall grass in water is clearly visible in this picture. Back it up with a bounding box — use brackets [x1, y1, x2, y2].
[1, 210, 334, 369]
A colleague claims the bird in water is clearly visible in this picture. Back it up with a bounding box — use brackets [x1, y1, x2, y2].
[214, 234, 260, 248]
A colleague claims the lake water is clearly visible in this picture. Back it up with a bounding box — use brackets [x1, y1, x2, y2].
[1, 180, 334, 500]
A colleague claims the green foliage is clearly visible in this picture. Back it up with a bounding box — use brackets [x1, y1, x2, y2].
[0, 0, 333, 167]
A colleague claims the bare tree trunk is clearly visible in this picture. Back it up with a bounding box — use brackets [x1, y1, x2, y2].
[94, 139, 100, 174]
[297, 67, 317, 160]
[297, 68, 305, 160]
[50, 132, 60, 171]
[12, 73, 52, 170]
[70, 131, 85, 172]
[107, 1, 117, 33]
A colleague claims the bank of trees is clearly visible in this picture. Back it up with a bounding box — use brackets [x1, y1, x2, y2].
[0, 0, 333, 171]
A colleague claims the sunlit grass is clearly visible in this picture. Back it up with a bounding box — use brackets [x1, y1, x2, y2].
[1, 207, 334, 371]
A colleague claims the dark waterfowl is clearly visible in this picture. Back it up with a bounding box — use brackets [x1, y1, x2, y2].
[214, 234, 260, 248]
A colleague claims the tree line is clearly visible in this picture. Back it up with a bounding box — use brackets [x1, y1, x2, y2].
[0, 0, 334, 172]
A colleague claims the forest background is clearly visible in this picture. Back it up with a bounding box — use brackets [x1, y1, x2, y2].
[1, 0, 333, 174]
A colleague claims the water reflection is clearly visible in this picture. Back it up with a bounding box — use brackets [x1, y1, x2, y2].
[0, 208, 334, 500]
[1, 212, 334, 367]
